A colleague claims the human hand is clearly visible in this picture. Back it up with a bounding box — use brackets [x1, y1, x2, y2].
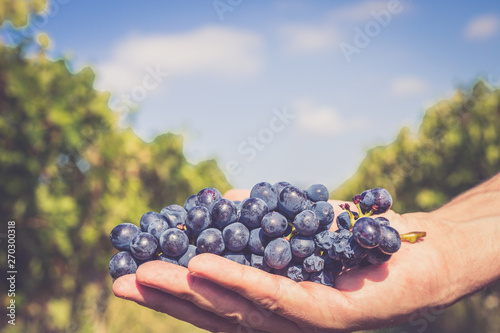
[112, 189, 464, 332]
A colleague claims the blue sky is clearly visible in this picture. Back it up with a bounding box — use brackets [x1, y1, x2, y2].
[3, 0, 500, 191]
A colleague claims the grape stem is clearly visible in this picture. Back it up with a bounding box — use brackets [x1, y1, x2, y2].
[347, 210, 355, 229]
[363, 210, 373, 217]
[284, 223, 298, 241]
[354, 202, 374, 218]
[354, 203, 362, 216]
[340, 203, 356, 229]
[400, 231, 427, 243]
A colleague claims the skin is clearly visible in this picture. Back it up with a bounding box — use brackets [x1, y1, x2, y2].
[113, 175, 500, 332]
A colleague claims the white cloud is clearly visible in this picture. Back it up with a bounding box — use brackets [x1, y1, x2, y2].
[329, 0, 396, 22]
[94, 26, 264, 93]
[391, 76, 428, 96]
[279, 24, 339, 53]
[278, 0, 409, 55]
[464, 14, 499, 40]
[293, 99, 366, 136]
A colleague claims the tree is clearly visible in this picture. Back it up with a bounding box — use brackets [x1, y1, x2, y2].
[333, 80, 500, 213]
[0, 41, 229, 332]
[0, 0, 46, 27]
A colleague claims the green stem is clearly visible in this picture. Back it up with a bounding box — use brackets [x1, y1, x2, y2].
[284, 225, 298, 241]
[400, 231, 427, 243]
[346, 210, 355, 229]
[355, 203, 363, 216]
[355, 203, 374, 218]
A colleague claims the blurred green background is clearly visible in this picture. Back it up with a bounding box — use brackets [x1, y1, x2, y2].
[1, 1, 500, 332]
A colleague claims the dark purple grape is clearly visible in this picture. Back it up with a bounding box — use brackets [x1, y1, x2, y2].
[140, 212, 167, 232]
[341, 237, 369, 269]
[248, 227, 270, 255]
[306, 184, 329, 202]
[264, 238, 292, 269]
[328, 230, 360, 261]
[197, 187, 222, 211]
[359, 188, 392, 215]
[303, 254, 324, 273]
[212, 198, 238, 229]
[147, 219, 170, 242]
[336, 211, 353, 230]
[272, 181, 291, 196]
[157, 253, 179, 265]
[366, 248, 392, 265]
[110, 223, 141, 251]
[261, 211, 288, 237]
[222, 222, 250, 252]
[323, 255, 343, 275]
[130, 232, 159, 261]
[374, 216, 390, 226]
[292, 253, 306, 265]
[160, 228, 189, 257]
[184, 194, 198, 211]
[293, 210, 319, 236]
[352, 217, 382, 249]
[316, 221, 334, 233]
[337, 228, 353, 238]
[250, 254, 272, 272]
[134, 258, 153, 267]
[278, 185, 307, 219]
[378, 225, 401, 254]
[286, 265, 310, 282]
[186, 206, 211, 237]
[250, 182, 278, 211]
[290, 235, 315, 258]
[178, 244, 198, 267]
[314, 229, 335, 251]
[272, 265, 291, 277]
[109, 251, 138, 279]
[197, 228, 225, 255]
[310, 270, 335, 287]
[311, 201, 335, 228]
[160, 204, 187, 229]
[224, 251, 250, 265]
[239, 197, 269, 229]
[304, 199, 313, 211]
[234, 200, 243, 219]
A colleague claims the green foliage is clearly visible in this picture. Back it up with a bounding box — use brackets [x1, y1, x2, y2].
[334, 81, 500, 333]
[333, 80, 500, 213]
[0, 41, 229, 332]
[0, 0, 47, 27]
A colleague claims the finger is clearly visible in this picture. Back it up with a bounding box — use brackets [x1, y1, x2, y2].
[136, 260, 302, 333]
[112, 274, 243, 333]
[223, 189, 251, 201]
[188, 253, 353, 330]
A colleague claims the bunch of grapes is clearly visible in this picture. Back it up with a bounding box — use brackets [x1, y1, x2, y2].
[109, 182, 425, 287]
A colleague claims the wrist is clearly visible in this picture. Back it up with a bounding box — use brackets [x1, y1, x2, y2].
[430, 211, 500, 305]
